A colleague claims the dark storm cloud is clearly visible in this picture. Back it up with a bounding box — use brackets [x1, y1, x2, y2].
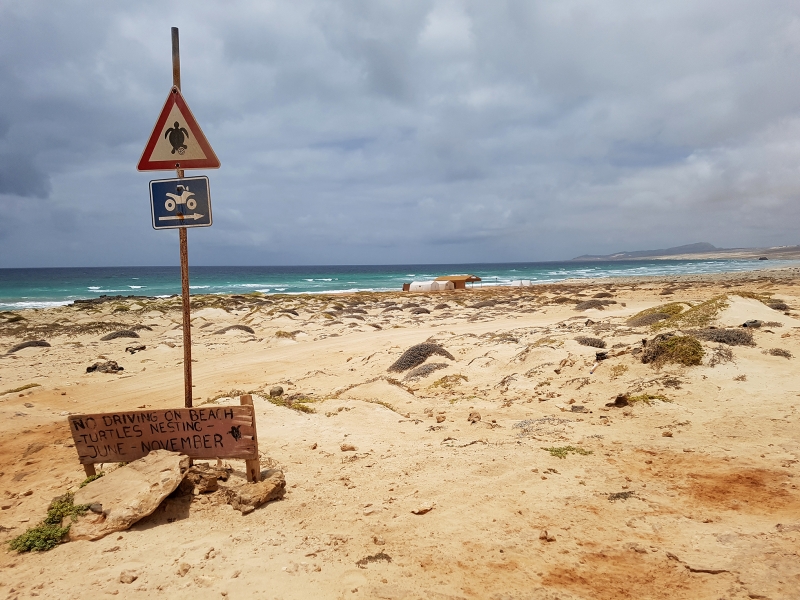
[1, 0, 800, 267]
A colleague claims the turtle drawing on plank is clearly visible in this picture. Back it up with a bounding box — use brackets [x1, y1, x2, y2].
[165, 121, 189, 155]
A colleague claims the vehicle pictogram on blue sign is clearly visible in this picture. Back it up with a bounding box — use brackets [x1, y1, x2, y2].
[149, 176, 212, 230]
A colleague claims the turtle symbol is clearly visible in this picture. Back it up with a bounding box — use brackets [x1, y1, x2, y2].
[164, 121, 189, 155]
[228, 425, 242, 441]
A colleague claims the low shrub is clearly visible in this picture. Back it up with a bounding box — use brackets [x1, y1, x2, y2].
[641, 334, 704, 366]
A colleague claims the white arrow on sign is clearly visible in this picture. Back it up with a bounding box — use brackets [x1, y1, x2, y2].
[158, 213, 205, 221]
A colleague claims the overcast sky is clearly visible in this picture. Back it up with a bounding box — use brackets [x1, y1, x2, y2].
[2, 1, 800, 267]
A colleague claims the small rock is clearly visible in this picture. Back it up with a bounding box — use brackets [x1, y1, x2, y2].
[662, 431, 673, 438]
[742, 320, 762, 328]
[570, 405, 587, 413]
[605, 394, 629, 408]
[177, 563, 191, 577]
[270, 386, 284, 397]
[373, 536, 385, 545]
[125, 344, 146, 354]
[310, 443, 318, 450]
[595, 351, 608, 361]
[23, 403, 34, 408]
[89, 503, 103, 514]
[119, 570, 138, 584]
[539, 530, 556, 542]
[436, 415, 446, 423]
[411, 502, 435, 515]
[468, 411, 481, 424]
[341, 443, 356, 452]
[179, 463, 230, 495]
[222, 470, 286, 515]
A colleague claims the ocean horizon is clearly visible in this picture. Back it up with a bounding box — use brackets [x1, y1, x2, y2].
[0, 259, 796, 311]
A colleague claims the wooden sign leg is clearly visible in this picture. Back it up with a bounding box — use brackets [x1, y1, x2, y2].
[240, 394, 261, 482]
[83, 464, 97, 477]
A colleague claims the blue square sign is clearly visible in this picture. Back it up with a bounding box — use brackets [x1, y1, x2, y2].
[149, 176, 212, 229]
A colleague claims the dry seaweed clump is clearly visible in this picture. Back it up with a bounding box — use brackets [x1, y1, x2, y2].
[693, 328, 754, 346]
[6, 340, 50, 354]
[641, 334, 704, 367]
[100, 329, 140, 341]
[765, 348, 792, 359]
[214, 324, 255, 335]
[403, 362, 449, 381]
[388, 343, 455, 372]
[575, 336, 606, 349]
[574, 299, 616, 311]
[627, 303, 686, 327]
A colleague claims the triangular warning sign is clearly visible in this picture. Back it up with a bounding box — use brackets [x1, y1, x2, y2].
[137, 86, 220, 171]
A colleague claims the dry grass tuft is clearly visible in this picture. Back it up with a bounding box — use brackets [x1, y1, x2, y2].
[575, 336, 606, 349]
[708, 345, 734, 367]
[764, 348, 792, 359]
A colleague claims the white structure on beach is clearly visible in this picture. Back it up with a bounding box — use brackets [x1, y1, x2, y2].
[408, 280, 455, 292]
[509, 280, 533, 287]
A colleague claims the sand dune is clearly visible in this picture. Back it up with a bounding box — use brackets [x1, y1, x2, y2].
[1, 268, 799, 598]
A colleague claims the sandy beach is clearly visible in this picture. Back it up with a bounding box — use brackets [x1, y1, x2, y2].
[1, 267, 800, 599]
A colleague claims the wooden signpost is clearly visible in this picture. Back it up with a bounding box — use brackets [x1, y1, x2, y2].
[68, 30, 262, 484]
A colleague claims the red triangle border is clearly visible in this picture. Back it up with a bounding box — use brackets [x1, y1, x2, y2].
[137, 87, 220, 171]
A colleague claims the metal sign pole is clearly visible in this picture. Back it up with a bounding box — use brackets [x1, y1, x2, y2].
[172, 27, 193, 409]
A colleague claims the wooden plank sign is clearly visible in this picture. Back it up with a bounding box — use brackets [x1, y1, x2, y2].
[68, 405, 257, 465]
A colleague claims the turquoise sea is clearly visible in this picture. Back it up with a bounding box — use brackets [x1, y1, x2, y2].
[0, 259, 795, 311]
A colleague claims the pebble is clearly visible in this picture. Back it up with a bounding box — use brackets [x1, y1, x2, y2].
[270, 386, 284, 397]
[539, 530, 556, 542]
[341, 443, 356, 452]
[119, 570, 138, 584]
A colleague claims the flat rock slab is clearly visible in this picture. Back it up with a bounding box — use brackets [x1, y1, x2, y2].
[70, 450, 189, 541]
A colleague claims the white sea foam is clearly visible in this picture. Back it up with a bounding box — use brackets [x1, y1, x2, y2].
[0, 300, 72, 310]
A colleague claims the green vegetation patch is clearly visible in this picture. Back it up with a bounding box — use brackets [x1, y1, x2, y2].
[430, 374, 468, 389]
[627, 302, 687, 327]
[541, 445, 593, 459]
[641, 334, 704, 367]
[9, 493, 90, 552]
[627, 393, 671, 405]
[268, 394, 317, 413]
[80, 472, 105, 488]
[656, 295, 729, 330]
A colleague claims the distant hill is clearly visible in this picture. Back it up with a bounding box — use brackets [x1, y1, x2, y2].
[573, 242, 721, 261]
